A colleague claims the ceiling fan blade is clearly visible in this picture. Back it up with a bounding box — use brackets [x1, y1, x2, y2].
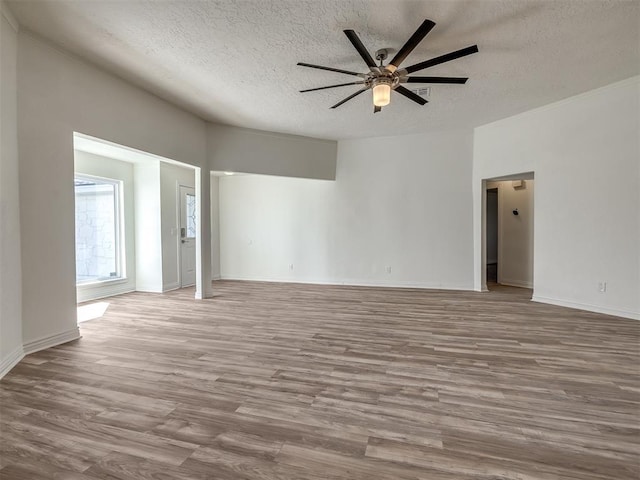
[394, 85, 428, 105]
[297, 62, 364, 77]
[374, 105, 382, 113]
[343, 30, 377, 68]
[404, 76, 468, 84]
[401, 45, 479, 74]
[300, 82, 366, 93]
[330, 88, 369, 109]
[389, 19, 436, 69]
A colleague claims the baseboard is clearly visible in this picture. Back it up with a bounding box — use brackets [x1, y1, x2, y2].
[532, 295, 639, 321]
[212, 274, 222, 281]
[135, 284, 164, 293]
[23, 327, 82, 355]
[77, 285, 135, 303]
[220, 275, 474, 292]
[77, 276, 135, 303]
[500, 279, 533, 289]
[0, 345, 25, 380]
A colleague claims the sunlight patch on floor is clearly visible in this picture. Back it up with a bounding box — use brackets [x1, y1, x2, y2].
[77, 302, 110, 323]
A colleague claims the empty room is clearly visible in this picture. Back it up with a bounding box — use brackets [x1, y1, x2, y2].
[0, 1, 638, 479]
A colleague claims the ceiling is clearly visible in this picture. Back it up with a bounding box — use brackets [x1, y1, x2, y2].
[7, 0, 639, 140]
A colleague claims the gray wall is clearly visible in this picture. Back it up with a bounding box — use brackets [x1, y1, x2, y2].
[208, 124, 337, 180]
[219, 130, 475, 290]
[0, 9, 22, 376]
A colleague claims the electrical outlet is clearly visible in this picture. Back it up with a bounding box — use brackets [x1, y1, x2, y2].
[289, 264, 294, 271]
[386, 266, 392, 274]
[598, 282, 607, 293]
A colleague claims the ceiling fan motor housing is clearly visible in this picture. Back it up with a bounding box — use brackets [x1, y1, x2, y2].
[369, 74, 397, 89]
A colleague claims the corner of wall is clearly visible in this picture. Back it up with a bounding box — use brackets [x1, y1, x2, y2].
[1, 1, 19, 32]
[0, 345, 24, 380]
[0, 3, 24, 380]
[22, 327, 81, 356]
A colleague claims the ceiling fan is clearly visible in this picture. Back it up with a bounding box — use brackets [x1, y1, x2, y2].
[297, 19, 478, 113]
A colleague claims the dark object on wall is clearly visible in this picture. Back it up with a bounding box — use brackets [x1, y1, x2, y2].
[513, 209, 519, 216]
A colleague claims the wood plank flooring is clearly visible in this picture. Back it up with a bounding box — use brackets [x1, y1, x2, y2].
[1, 281, 638, 479]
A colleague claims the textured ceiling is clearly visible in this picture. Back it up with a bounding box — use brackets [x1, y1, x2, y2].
[7, 0, 640, 140]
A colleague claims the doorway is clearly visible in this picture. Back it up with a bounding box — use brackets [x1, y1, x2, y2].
[179, 185, 197, 287]
[482, 172, 535, 294]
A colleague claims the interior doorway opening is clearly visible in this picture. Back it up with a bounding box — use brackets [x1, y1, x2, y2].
[73, 133, 200, 318]
[482, 172, 535, 295]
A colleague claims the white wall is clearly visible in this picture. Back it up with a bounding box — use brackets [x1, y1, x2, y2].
[160, 161, 195, 290]
[0, 6, 23, 376]
[75, 151, 136, 301]
[208, 124, 337, 180]
[487, 180, 535, 288]
[220, 130, 475, 289]
[474, 77, 639, 319]
[134, 161, 162, 292]
[17, 31, 211, 351]
[210, 175, 221, 279]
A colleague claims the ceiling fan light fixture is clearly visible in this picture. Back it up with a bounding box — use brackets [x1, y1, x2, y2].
[372, 79, 392, 107]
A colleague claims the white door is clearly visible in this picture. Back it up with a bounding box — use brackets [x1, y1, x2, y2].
[179, 186, 196, 287]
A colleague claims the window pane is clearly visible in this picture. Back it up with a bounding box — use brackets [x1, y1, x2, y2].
[75, 176, 121, 283]
[186, 193, 196, 238]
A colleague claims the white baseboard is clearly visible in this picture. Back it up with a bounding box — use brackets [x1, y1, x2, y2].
[77, 287, 135, 303]
[220, 275, 474, 292]
[135, 284, 164, 293]
[77, 279, 135, 303]
[500, 278, 533, 289]
[0, 345, 25, 380]
[532, 295, 639, 321]
[23, 327, 82, 355]
[212, 274, 222, 281]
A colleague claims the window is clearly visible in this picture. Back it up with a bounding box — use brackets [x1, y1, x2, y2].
[186, 192, 196, 238]
[74, 175, 123, 284]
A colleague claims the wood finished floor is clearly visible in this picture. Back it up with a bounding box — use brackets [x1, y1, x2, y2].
[1, 281, 638, 479]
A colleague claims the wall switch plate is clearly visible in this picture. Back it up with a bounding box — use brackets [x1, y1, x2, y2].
[386, 266, 392, 274]
[598, 282, 607, 293]
[289, 264, 294, 270]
